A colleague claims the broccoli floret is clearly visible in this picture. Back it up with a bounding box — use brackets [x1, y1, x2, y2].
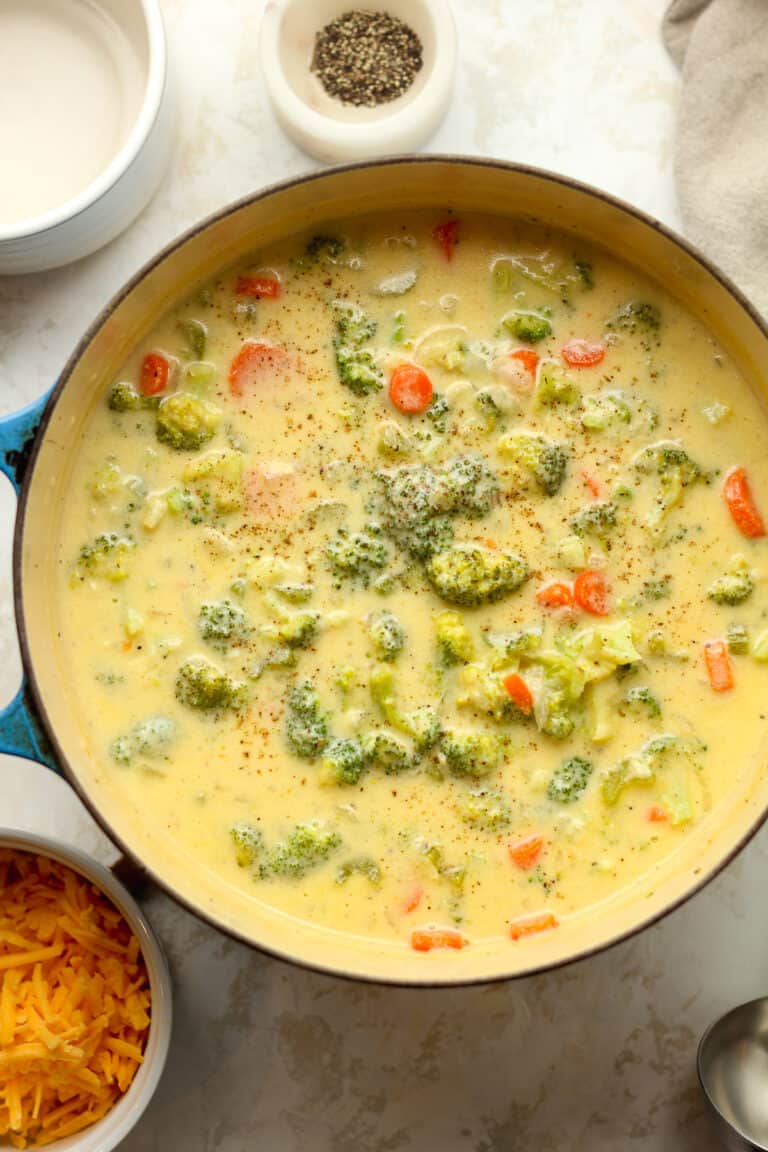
[156, 392, 221, 450]
[320, 736, 370, 785]
[268, 822, 342, 878]
[707, 556, 754, 605]
[456, 664, 524, 723]
[727, 622, 750, 654]
[73, 533, 135, 583]
[276, 612, 320, 649]
[444, 455, 499, 517]
[623, 686, 662, 718]
[110, 715, 176, 765]
[325, 527, 389, 585]
[580, 390, 632, 431]
[547, 755, 593, 803]
[375, 457, 499, 560]
[179, 318, 207, 360]
[198, 600, 251, 650]
[435, 610, 476, 665]
[426, 544, 529, 607]
[485, 626, 542, 669]
[175, 657, 246, 712]
[306, 234, 345, 259]
[335, 856, 382, 885]
[601, 733, 677, 805]
[230, 822, 264, 868]
[332, 302, 383, 395]
[107, 381, 160, 411]
[272, 582, 315, 604]
[440, 729, 502, 778]
[369, 664, 404, 728]
[497, 432, 569, 497]
[425, 394, 450, 433]
[405, 706, 442, 755]
[455, 785, 511, 830]
[570, 501, 618, 542]
[608, 300, 661, 335]
[368, 611, 406, 661]
[534, 364, 580, 408]
[502, 310, 552, 343]
[363, 730, 414, 774]
[633, 440, 706, 539]
[284, 682, 329, 759]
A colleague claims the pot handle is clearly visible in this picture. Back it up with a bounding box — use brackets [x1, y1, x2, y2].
[0, 389, 60, 774]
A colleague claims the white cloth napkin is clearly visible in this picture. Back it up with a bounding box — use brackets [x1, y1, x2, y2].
[663, 0, 768, 316]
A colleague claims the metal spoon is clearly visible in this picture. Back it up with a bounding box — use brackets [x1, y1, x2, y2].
[699, 997, 768, 1150]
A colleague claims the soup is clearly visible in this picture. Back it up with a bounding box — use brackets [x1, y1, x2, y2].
[55, 211, 768, 955]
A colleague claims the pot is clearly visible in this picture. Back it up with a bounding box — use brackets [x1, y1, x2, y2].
[3, 157, 768, 985]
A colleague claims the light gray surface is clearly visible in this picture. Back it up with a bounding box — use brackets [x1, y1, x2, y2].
[0, 1, 754, 1148]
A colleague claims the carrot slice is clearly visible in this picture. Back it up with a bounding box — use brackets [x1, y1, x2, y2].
[535, 582, 574, 609]
[509, 348, 539, 376]
[433, 218, 459, 261]
[502, 673, 533, 715]
[228, 341, 289, 397]
[581, 470, 602, 499]
[723, 467, 766, 538]
[235, 274, 282, 299]
[561, 339, 605, 367]
[139, 352, 170, 396]
[573, 569, 610, 616]
[704, 639, 734, 693]
[389, 364, 434, 414]
[647, 805, 669, 823]
[509, 912, 558, 941]
[508, 834, 544, 871]
[411, 928, 465, 952]
[402, 884, 424, 915]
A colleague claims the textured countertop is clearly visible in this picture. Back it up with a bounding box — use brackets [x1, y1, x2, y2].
[0, 2, 758, 1148]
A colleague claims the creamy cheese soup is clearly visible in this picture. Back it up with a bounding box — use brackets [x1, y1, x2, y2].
[56, 212, 768, 954]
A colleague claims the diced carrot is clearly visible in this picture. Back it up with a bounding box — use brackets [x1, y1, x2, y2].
[704, 639, 734, 693]
[502, 673, 533, 715]
[388, 364, 434, 414]
[647, 805, 669, 823]
[228, 340, 289, 397]
[509, 348, 539, 376]
[139, 352, 170, 396]
[433, 218, 459, 261]
[536, 581, 574, 609]
[573, 569, 610, 616]
[508, 834, 544, 871]
[509, 912, 558, 941]
[235, 274, 282, 299]
[581, 470, 602, 499]
[484, 538, 498, 550]
[402, 884, 423, 914]
[561, 339, 605, 367]
[411, 928, 465, 952]
[723, 467, 766, 539]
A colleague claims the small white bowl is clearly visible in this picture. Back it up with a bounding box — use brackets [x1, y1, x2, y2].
[260, 0, 457, 163]
[0, 0, 173, 275]
[0, 830, 172, 1152]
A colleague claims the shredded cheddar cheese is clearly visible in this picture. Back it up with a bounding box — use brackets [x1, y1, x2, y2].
[0, 850, 151, 1148]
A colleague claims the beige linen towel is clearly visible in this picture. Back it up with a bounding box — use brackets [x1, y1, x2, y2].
[663, 0, 768, 316]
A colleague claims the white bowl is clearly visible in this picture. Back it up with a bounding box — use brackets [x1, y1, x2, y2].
[0, 0, 173, 275]
[259, 0, 457, 162]
[0, 829, 172, 1152]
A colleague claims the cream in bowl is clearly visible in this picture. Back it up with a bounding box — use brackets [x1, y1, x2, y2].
[0, 0, 172, 275]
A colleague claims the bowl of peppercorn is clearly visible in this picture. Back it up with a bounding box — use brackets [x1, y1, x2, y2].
[259, 0, 457, 162]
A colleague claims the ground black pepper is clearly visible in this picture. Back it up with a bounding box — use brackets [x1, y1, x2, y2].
[311, 9, 423, 108]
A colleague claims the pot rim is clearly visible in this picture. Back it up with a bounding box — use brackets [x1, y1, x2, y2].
[16, 154, 768, 987]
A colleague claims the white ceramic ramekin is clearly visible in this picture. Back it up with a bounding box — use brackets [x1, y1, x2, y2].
[0, 0, 173, 275]
[259, 0, 457, 162]
[0, 829, 172, 1152]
